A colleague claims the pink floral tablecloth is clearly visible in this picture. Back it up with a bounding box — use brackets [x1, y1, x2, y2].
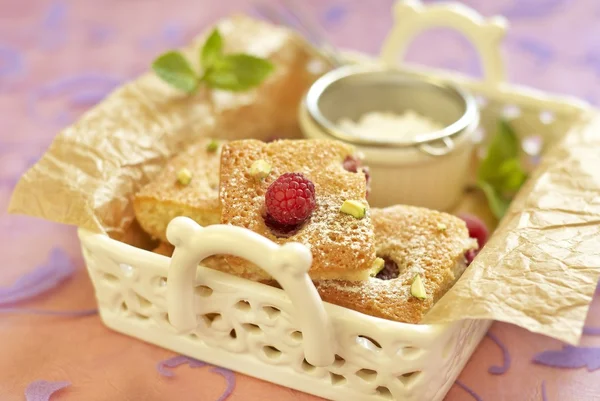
[2, 1, 600, 400]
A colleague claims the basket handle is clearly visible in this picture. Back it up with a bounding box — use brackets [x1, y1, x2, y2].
[379, 0, 508, 84]
[165, 217, 336, 367]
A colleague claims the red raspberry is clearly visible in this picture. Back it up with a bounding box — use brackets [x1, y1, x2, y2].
[459, 213, 489, 248]
[375, 257, 399, 280]
[343, 155, 359, 173]
[458, 213, 489, 265]
[343, 155, 371, 197]
[465, 249, 477, 265]
[265, 173, 316, 226]
[265, 135, 281, 143]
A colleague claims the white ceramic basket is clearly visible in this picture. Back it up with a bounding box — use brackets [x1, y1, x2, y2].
[79, 1, 592, 401]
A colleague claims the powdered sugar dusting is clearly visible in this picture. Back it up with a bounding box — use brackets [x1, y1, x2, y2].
[315, 206, 475, 323]
[219, 139, 376, 281]
[337, 110, 443, 140]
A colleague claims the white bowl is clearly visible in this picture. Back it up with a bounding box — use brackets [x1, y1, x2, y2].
[299, 65, 479, 211]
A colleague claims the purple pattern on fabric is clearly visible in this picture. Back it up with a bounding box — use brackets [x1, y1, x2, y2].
[486, 332, 511, 375]
[502, 0, 566, 19]
[454, 380, 483, 401]
[156, 355, 236, 399]
[0, 44, 24, 77]
[138, 22, 185, 51]
[69, 90, 112, 106]
[582, 52, 600, 76]
[0, 308, 97, 316]
[39, 2, 68, 50]
[25, 380, 70, 401]
[532, 345, 600, 371]
[28, 73, 123, 124]
[512, 38, 555, 64]
[0, 151, 40, 189]
[0, 248, 74, 306]
[542, 380, 548, 401]
[156, 355, 207, 377]
[323, 5, 347, 24]
[583, 326, 600, 336]
[138, 37, 157, 50]
[162, 22, 185, 46]
[213, 367, 236, 401]
[88, 25, 114, 44]
[42, 2, 68, 29]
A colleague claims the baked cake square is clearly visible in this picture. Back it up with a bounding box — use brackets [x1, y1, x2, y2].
[134, 138, 223, 241]
[314, 205, 477, 323]
[219, 139, 376, 281]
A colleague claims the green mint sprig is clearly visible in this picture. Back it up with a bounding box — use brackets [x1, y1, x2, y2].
[476, 120, 528, 219]
[152, 29, 275, 94]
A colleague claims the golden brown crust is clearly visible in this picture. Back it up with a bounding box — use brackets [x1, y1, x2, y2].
[152, 242, 175, 257]
[151, 242, 273, 283]
[314, 205, 477, 324]
[219, 139, 376, 281]
[133, 138, 223, 241]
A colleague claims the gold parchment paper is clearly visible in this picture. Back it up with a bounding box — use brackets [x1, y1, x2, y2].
[8, 16, 600, 345]
[426, 111, 600, 344]
[9, 15, 328, 240]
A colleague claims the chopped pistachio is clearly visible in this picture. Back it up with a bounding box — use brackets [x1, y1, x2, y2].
[177, 168, 193, 185]
[250, 159, 272, 179]
[410, 274, 427, 300]
[206, 139, 219, 152]
[437, 223, 447, 232]
[340, 200, 367, 219]
[371, 257, 385, 275]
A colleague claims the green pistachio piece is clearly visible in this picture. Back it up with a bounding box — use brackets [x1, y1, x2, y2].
[177, 168, 193, 185]
[411, 274, 427, 300]
[371, 257, 385, 275]
[206, 140, 219, 152]
[340, 200, 367, 219]
[250, 159, 272, 180]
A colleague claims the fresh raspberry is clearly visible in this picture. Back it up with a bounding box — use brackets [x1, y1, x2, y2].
[343, 155, 359, 173]
[265, 173, 316, 226]
[459, 213, 489, 248]
[465, 249, 477, 265]
[458, 213, 489, 265]
[363, 165, 371, 197]
[263, 212, 300, 236]
[375, 257, 399, 280]
[343, 155, 371, 197]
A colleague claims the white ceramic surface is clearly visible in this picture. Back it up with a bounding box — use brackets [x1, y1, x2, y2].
[300, 100, 478, 210]
[79, 223, 491, 401]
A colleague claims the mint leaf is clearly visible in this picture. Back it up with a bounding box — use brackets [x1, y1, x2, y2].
[201, 29, 223, 68]
[203, 54, 274, 91]
[477, 180, 511, 219]
[476, 120, 528, 219]
[152, 51, 198, 93]
[477, 120, 520, 184]
[496, 159, 527, 192]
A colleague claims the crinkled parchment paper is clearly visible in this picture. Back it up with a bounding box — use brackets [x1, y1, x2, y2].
[8, 15, 329, 240]
[426, 111, 600, 344]
[8, 15, 600, 345]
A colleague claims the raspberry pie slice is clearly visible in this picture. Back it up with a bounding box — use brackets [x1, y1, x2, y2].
[219, 139, 377, 281]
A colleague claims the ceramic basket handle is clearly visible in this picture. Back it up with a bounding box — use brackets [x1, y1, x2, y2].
[380, 0, 508, 84]
[164, 217, 335, 367]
